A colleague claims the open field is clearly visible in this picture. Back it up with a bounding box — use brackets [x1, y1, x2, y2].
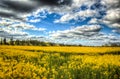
[0, 46, 120, 79]
[1, 46, 120, 54]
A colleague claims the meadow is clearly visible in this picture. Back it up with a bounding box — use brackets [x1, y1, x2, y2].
[0, 46, 120, 79]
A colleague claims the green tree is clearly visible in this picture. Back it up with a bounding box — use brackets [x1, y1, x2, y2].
[0, 38, 2, 45]
[3, 38, 7, 45]
[10, 37, 14, 45]
[15, 39, 20, 45]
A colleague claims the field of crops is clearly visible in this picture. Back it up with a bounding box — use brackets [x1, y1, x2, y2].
[0, 46, 120, 79]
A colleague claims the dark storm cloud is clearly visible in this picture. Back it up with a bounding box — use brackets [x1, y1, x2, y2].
[0, 0, 35, 20]
[40, 0, 72, 6]
[0, 0, 37, 13]
[0, 11, 23, 21]
[0, 12, 15, 18]
[2, 1, 36, 13]
[1, 0, 71, 13]
[0, 0, 72, 20]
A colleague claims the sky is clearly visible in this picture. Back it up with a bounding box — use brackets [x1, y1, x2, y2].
[0, 0, 120, 46]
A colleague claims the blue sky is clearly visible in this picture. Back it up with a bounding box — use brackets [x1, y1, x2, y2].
[0, 0, 120, 46]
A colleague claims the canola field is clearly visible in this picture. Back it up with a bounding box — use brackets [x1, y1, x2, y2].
[0, 46, 120, 79]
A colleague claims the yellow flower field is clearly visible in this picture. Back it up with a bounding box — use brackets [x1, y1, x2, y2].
[0, 46, 120, 79]
[1, 46, 120, 54]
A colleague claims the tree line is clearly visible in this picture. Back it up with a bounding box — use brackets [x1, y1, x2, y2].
[0, 37, 120, 47]
[0, 37, 82, 46]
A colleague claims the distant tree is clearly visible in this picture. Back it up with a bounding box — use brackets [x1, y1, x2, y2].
[0, 37, 83, 46]
[10, 37, 14, 45]
[3, 38, 7, 45]
[110, 43, 120, 47]
[0, 38, 2, 45]
[102, 42, 120, 47]
[15, 39, 20, 45]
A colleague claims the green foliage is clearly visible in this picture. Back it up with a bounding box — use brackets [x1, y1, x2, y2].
[0, 37, 83, 46]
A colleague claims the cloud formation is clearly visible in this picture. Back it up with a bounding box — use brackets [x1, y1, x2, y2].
[50, 25, 102, 39]
[0, 0, 120, 45]
[0, 0, 119, 25]
[0, 0, 72, 21]
[54, 9, 97, 23]
[101, 0, 120, 27]
[49, 25, 120, 45]
[0, 18, 46, 38]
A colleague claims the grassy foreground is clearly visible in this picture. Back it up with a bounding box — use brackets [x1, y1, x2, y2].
[0, 46, 120, 79]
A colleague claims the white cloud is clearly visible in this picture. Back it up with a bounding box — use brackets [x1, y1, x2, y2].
[32, 27, 46, 31]
[0, 0, 98, 23]
[28, 19, 41, 23]
[11, 23, 34, 30]
[49, 24, 120, 45]
[105, 9, 120, 21]
[112, 29, 120, 34]
[100, 0, 120, 29]
[50, 25, 102, 39]
[0, 18, 46, 38]
[26, 9, 48, 23]
[54, 9, 97, 23]
[88, 18, 98, 24]
[0, 0, 120, 45]
[101, 9, 120, 28]
[72, 0, 96, 8]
